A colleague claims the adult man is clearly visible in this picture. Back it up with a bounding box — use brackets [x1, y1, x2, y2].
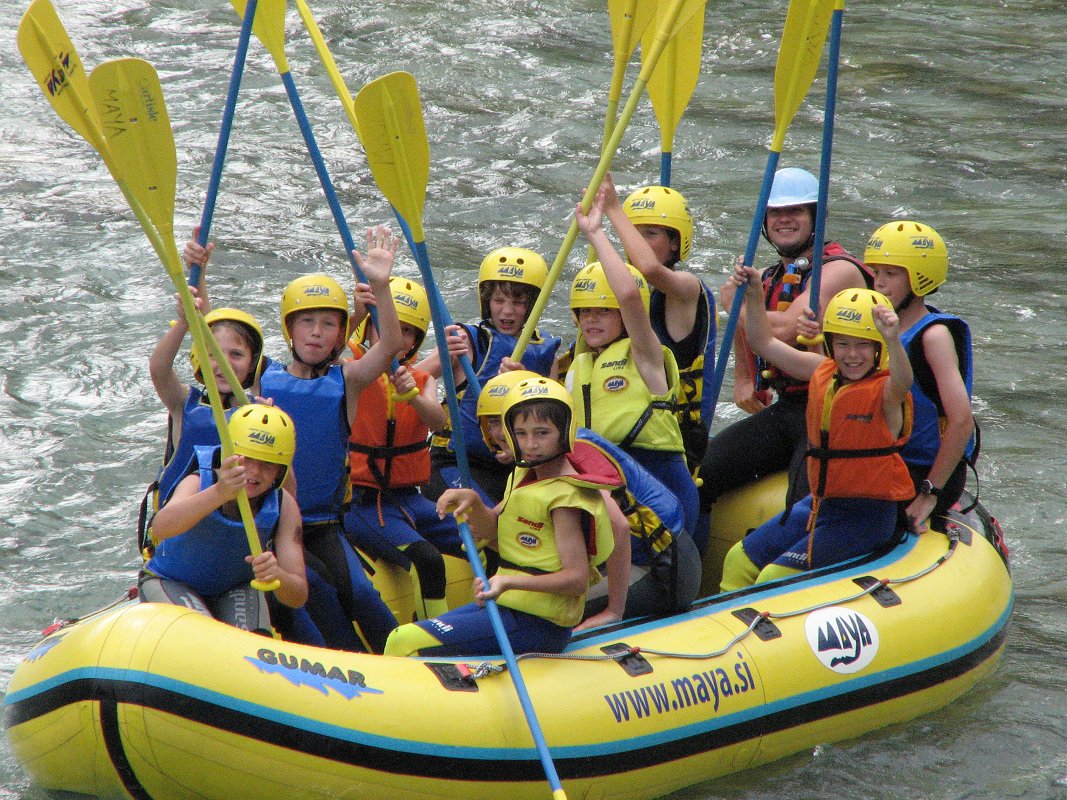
[699, 167, 873, 516]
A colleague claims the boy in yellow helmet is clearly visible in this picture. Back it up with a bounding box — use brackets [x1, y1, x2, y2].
[720, 263, 914, 590]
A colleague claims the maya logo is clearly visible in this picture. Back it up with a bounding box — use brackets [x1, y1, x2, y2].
[517, 533, 541, 548]
[910, 237, 937, 249]
[804, 607, 879, 674]
[835, 308, 864, 323]
[395, 293, 419, 308]
[603, 377, 629, 392]
[574, 279, 599, 293]
[488, 385, 510, 397]
[247, 429, 276, 447]
[629, 198, 658, 211]
[520, 384, 550, 397]
[497, 265, 525, 278]
[304, 286, 332, 297]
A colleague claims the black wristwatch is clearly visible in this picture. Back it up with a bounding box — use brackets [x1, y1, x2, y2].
[918, 479, 941, 497]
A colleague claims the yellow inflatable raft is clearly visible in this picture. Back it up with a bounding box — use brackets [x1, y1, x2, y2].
[4, 478, 1012, 800]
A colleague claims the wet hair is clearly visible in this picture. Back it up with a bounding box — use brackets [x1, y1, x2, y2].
[479, 280, 540, 323]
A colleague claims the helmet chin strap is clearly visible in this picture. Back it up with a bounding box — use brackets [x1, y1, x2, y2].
[897, 292, 919, 313]
[291, 345, 338, 377]
[513, 448, 563, 469]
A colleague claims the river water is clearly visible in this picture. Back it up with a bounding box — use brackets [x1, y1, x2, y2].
[0, 1, 1063, 798]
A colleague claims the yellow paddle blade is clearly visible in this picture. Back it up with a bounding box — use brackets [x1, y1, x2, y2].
[231, 0, 289, 72]
[352, 71, 430, 242]
[634, 0, 704, 83]
[771, 0, 835, 151]
[608, 0, 656, 66]
[88, 58, 178, 247]
[643, 0, 704, 149]
[18, 0, 106, 155]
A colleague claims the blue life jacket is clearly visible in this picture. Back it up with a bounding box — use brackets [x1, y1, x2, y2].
[146, 446, 278, 597]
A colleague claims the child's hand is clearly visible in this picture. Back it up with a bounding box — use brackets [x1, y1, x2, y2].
[445, 325, 472, 360]
[247, 550, 283, 584]
[353, 225, 398, 284]
[575, 188, 607, 236]
[872, 304, 901, 341]
[173, 286, 207, 324]
[600, 173, 621, 211]
[216, 454, 246, 501]
[182, 226, 213, 270]
[437, 488, 478, 521]
[390, 366, 416, 397]
[796, 306, 822, 342]
[474, 574, 506, 605]
[352, 282, 376, 320]
[498, 356, 523, 374]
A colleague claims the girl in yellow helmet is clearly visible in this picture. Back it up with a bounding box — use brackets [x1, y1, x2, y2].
[569, 188, 700, 547]
[600, 175, 718, 480]
[141, 404, 307, 632]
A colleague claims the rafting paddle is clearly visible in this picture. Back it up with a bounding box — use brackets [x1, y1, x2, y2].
[18, 2, 276, 592]
[291, 0, 481, 393]
[604, 0, 656, 146]
[188, 0, 259, 287]
[797, 0, 845, 346]
[230, 0, 410, 382]
[705, 0, 835, 427]
[512, 0, 705, 361]
[352, 70, 568, 800]
[643, 0, 704, 186]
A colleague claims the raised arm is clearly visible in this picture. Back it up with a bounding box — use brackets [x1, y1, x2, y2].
[577, 190, 667, 395]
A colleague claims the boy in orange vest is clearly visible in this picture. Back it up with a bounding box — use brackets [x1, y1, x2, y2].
[719, 265, 914, 590]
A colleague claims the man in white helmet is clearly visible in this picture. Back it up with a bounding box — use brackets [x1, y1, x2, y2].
[700, 167, 873, 521]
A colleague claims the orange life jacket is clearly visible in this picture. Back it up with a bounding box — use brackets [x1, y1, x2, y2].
[348, 363, 431, 490]
[805, 359, 914, 501]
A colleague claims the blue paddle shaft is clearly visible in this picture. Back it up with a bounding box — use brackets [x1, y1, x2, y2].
[405, 235, 563, 794]
[807, 5, 843, 318]
[276, 70, 399, 372]
[659, 150, 673, 188]
[189, 0, 258, 287]
[706, 151, 781, 430]
[390, 212, 481, 392]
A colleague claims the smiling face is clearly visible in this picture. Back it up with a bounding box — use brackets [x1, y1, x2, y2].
[236, 455, 283, 499]
[287, 308, 345, 364]
[765, 204, 814, 256]
[207, 324, 254, 395]
[577, 306, 625, 352]
[830, 333, 879, 381]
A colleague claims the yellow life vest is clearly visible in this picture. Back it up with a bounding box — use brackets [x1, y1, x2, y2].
[495, 464, 617, 627]
[568, 338, 685, 453]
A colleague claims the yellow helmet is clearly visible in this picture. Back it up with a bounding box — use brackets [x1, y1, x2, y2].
[478, 247, 548, 291]
[622, 185, 693, 261]
[189, 307, 265, 389]
[502, 376, 576, 466]
[228, 403, 297, 487]
[570, 261, 650, 325]
[389, 276, 430, 361]
[477, 247, 548, 319]
[280, 274, 350, 350]
[864, 221, 948, 296]
[822, 288, 894, 370]
[476, 369, 539, 452]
